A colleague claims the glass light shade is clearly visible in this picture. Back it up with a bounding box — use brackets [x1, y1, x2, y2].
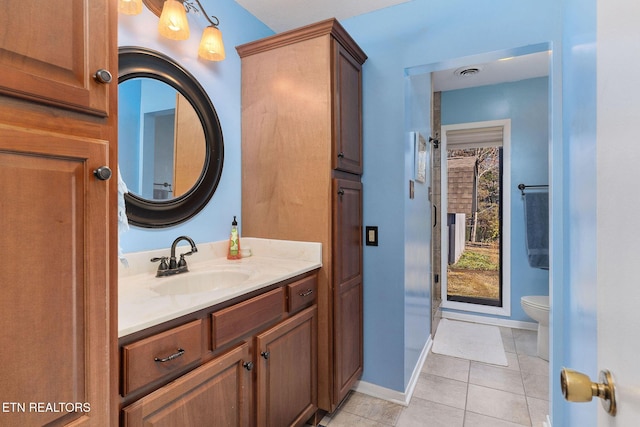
[158, 0, 190, 40]
[118, 0, 143, 15]
[198, 26, 226, 61]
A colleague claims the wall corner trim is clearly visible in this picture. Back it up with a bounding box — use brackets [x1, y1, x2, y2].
[353, 336, 432, 406]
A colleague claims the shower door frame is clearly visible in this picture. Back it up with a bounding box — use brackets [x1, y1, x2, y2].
[440, 119, 512, 317]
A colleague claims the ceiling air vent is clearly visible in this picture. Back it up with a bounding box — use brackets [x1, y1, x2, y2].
[454, 66, 483, 77]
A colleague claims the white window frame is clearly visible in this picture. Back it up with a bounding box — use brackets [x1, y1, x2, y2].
[440, 119, 511, 316]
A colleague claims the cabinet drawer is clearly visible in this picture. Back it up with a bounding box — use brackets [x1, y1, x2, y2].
[212, 287, 285, 349]
[287, 275, 317, 313]
[122, 343, 252, 427]
[122, 319, 203, 395]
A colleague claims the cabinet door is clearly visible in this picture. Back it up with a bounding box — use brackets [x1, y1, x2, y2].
[332, 179, 363, 405]
[0, 0, 111, 116]
[256, 306, 318, 427]
[0, 124, 110, 426]
[122, 343, 252, 427]
[332, 40, 363, 175]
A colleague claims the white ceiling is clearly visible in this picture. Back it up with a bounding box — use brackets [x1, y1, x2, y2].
[234, 0, 412, 33]
[235, 1, 550, 92]
[432, 51, 550, 92]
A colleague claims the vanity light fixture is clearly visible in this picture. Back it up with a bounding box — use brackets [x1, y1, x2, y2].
[197, 19, 226, 61]
[120, 0, 226, 61]
[158, 0, 190, 40]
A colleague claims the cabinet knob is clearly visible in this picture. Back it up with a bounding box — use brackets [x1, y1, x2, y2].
[261, 351, 270, 360]
[94, 69, 113, 84]
[337, 189, 345, 196]
[243, 361, 254, 371]
[337, 152, 345, 159]
[93, 166, 112, 181]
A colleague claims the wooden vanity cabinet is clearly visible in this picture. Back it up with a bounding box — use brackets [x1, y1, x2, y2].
[238, 19, 366, 413]
[122, 343, 252, 427]
[120, 272, 318, 427]
[0, 1, 117, 426]
[256, 306, 318, 427]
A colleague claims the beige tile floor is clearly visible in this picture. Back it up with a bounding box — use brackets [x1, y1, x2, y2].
[318, 327, 549, 427]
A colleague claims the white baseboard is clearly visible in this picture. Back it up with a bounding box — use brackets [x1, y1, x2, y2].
[353, 336, 433, 407]
[442, 310, 537, 331]
[350, 314, 536, 409]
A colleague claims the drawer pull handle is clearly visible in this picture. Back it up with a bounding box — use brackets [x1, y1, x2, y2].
[298, 289, 314, 297]
[243, 361, 254, 371]
[154, 348, 185, 363]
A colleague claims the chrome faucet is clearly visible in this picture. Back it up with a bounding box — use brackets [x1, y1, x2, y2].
[151, 236, 198, 277]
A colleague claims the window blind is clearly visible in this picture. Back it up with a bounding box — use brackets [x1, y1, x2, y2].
[446, 126, 503, 149]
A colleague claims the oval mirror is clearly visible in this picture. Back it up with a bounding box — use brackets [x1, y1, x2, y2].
[118, 46, 224, 228]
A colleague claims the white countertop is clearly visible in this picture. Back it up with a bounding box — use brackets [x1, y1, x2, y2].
[118, 238, 322, 337]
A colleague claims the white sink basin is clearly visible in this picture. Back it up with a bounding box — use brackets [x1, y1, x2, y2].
[150, 268, 253, 296]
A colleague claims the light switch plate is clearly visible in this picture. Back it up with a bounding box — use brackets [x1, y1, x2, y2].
[365, 226, 378, 246]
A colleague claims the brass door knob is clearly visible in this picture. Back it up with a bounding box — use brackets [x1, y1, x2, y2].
[560, 368, 617, 416]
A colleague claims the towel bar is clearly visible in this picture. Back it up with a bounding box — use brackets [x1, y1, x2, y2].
[518, 183, 548, 196]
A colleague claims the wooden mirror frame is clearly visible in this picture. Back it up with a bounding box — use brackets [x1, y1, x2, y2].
[119, 46, 224, 228]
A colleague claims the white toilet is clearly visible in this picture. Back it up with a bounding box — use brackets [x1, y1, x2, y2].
[520, 295, 550, 360]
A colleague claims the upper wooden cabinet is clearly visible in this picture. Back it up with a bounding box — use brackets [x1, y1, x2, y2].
[238, 19, 366, 413]
[237, 19, 366, 180]
[332, 41, 364, 174]
[0, 0, 112, 116]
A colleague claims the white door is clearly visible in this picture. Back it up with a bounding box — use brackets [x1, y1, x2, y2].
[595, 0, 640, 424]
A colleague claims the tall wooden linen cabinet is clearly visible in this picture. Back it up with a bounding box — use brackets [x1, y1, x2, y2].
[237, 19, 367, 413]
[0, 1, 117, 425]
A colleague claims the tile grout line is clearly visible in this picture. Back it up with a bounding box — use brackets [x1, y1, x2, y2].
[462, 356, 471, 426]
[517, 349, 535, 426]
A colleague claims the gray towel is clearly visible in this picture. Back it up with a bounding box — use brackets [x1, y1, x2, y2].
[523, 192, 549, 269]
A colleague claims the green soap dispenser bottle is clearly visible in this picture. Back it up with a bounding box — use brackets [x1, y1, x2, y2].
[227, 216, 241, 260]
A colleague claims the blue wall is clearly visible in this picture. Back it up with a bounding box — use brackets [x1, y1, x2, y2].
[441, 78, 550, 322]
[341, 0, 562, 394]
[118, 0, 273, 252]
[404, 74, 433, 388]
[553, 0, 598, 424]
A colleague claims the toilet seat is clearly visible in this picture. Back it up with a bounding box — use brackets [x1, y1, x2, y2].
[521, 295, 549, 311]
